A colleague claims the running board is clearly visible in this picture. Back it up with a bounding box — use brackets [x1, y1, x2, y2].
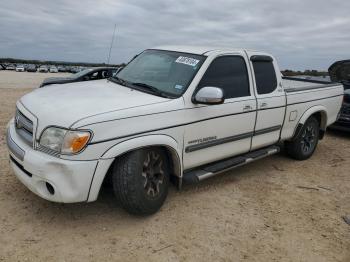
[183, 145, 280, 184]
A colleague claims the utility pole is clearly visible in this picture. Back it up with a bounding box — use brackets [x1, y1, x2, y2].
[107, 24, 117, 65]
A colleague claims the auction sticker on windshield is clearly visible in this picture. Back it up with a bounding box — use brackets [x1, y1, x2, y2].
[175, 56, 200, 67]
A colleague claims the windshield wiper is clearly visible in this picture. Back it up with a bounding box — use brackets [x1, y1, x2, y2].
[109, 78, 173, 98]
[109, 76, 128, 86]
[131, 82, 172, 98]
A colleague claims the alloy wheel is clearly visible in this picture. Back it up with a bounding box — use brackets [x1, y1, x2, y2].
[141, 151, 165, 198]
[300, 125, 316, 153]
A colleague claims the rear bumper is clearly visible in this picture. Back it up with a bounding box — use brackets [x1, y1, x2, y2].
[331, 123, 350, 131]
[331, 103, 350, 131]
[331, 117, 350, 131]
[6, 119, 99, 203]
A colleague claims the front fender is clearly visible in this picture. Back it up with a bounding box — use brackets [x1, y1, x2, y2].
[87, 134, 182, 202]
[101, 134, 181, 160]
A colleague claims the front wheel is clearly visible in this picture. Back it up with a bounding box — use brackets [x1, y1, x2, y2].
[112, 148, 170, 215]
[285, 116, 320, 160]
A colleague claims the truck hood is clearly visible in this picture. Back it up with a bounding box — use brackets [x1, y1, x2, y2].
[19, 79, 170, 135]
[328, 60, 350, 83]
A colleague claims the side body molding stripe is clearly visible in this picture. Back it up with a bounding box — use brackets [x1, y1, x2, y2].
[185, 132, 253, 153]
[253, 125, 282, 136]
[185, 125, 282, 153]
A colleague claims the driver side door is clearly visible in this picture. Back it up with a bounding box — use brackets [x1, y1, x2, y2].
[183, 54, 257, 170]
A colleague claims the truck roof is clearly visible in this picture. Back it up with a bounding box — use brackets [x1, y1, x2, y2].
[152, 45, 257, 55]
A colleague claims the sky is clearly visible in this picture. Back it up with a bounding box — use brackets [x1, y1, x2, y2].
[0, 0, 349, 70]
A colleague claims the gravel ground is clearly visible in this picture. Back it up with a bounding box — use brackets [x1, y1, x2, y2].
[0, 74, 349, 262]
[0, 71, 71, 89]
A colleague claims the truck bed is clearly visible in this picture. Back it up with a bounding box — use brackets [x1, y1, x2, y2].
[279, 76, 344, 141]
[282, 76, 340, 92]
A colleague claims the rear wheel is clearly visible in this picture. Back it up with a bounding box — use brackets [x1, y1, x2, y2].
[285, 116, 320, 160]
[112, 148, 170, 215]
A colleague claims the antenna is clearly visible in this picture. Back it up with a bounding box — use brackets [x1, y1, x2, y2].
[107, 24, 117, 65]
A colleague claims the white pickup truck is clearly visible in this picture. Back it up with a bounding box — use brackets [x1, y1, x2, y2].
[6, 46, 344, 215]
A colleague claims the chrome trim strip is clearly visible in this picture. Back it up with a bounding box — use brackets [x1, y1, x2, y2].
[6, 130, 25, 162]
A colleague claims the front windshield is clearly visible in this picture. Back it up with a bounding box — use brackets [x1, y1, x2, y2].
[72, 68, 93, 78]
[115, 50, 206, 97]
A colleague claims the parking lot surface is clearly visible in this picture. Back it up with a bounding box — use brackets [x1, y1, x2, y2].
[0, 71, 71, 89]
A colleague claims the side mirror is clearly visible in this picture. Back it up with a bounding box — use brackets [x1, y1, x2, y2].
[193, 86, 225, 105]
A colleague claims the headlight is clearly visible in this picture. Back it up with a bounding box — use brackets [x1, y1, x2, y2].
[40, 127, 92, 154]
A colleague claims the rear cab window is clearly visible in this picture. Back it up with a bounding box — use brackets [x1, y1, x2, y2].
[251, 56, 277, 95]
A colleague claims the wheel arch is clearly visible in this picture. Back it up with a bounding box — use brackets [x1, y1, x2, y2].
[87, 134, 183, 202]
[293, 106, 328, 140]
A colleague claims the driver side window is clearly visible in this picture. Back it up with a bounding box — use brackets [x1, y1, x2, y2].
[198, 56, 250, 99]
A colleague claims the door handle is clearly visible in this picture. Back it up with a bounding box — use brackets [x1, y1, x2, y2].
[260, 102, 268, 108]
[243, 105, 252, 111]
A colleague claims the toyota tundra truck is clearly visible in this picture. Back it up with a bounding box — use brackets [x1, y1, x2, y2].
[6, 46, 344, 215]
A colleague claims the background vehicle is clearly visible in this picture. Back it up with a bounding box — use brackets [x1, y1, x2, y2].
[26, 64, 37, 72]
[329, 60, 350, 131]
[58, 66, 67, 72]
[6, 64, 15, 70]
[69, 67, 80, 73]
[40, 67, 118, 87]
[49, 66, 58, 73]
[6, 46, 343, 215]
[38, 65, 48, 73]
[15, 65, 25, 72]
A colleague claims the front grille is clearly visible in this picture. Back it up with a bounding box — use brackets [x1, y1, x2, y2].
[15, 109, 34, 146]
[36, 144, 60, 157]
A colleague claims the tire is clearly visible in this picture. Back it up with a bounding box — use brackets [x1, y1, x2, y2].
[112, 148, 170, 215]
[285, 116, 320, 160]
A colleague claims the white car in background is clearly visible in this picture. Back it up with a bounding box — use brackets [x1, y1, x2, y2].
[15, 65, 25, 72]
[6, 65, 16, 70]
[49, 66, 58, 73]
[38, 65, 49, 73]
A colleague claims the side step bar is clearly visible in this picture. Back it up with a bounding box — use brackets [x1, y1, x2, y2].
[183, 145, 280, 184]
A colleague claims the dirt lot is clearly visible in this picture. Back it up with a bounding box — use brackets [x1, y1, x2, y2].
[0, 71, 71, 89]
[0, 72, 349, 262]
